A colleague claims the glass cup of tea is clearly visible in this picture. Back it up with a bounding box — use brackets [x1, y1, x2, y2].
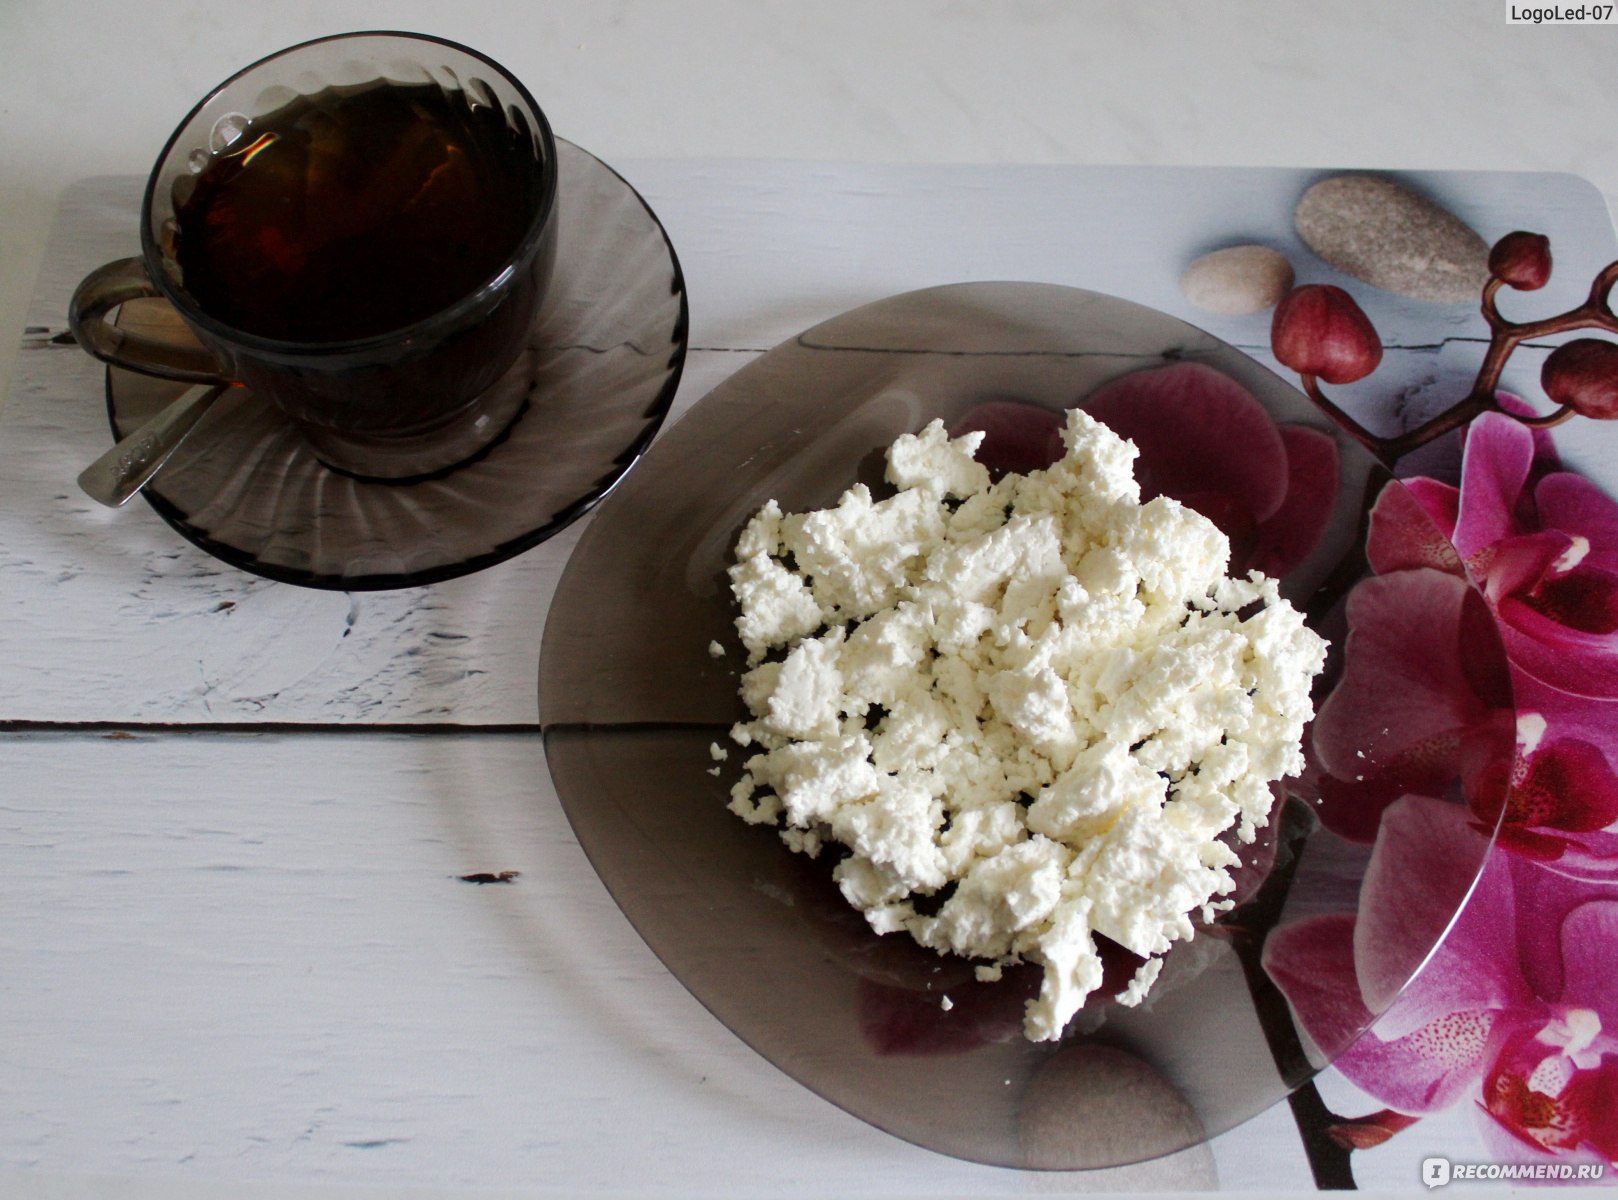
[68, 31, 560, 481]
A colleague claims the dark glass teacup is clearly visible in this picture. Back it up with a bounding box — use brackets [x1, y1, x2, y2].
[69, 31, 559, 481]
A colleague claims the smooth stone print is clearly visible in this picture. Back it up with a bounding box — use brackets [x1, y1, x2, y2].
[1017, 1044, 1216, 1180]
[1180, 244, 1296, 315]
[1294, 174, 1490, 304]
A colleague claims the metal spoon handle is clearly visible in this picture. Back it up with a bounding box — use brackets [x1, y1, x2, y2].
[78, 383, 229, 508]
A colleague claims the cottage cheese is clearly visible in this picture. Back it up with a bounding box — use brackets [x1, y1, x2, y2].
[722, 410, 1328, 1041]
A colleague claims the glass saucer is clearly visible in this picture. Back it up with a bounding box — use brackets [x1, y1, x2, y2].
[103, 139, 688, 591]
[539, 282, 1508, 1168]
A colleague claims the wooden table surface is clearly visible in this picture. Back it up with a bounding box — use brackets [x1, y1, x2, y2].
[3, 5, 1616, 1197]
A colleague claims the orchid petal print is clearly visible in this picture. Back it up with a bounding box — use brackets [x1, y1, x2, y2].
[1268, 399, 1618, 1173]
[1269, 799, 1618, 1161]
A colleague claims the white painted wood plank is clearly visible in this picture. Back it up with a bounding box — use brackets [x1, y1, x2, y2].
[2, 167, 1614, 727]
[0, 730, 1227, 1194]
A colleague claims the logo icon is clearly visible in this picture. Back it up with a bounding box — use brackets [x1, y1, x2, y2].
[1422, 1157, 1452, 1189]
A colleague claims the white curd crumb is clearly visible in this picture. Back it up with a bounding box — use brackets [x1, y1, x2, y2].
[709, 640, 726, 658]
[1116, 957, 1165, 1008]
[940, 996, 954, 1012]
[722, 411, 1328, 1041]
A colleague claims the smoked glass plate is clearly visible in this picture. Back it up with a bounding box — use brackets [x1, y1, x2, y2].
[538, 282, 1507, 1168]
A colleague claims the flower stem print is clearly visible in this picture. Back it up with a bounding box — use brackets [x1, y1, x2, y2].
[1227, 797, 1357, 1188]
[1272, 234, 1618, 467]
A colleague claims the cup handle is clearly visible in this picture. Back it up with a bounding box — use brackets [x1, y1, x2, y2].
[68, 257, 231, 384]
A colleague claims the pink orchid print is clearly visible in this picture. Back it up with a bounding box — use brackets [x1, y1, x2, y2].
[1436, 410, 1618, 704]
[1275, 228, 1618, 876]
[1308, 409, 1618, 875]
[1265, 796, 1618, 1167]
[1259, 226, 1618, 1184]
